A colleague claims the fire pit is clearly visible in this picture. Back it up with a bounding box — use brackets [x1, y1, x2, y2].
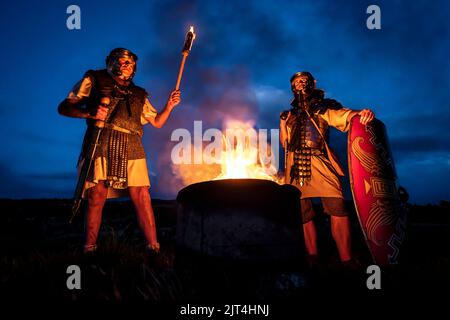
[175, 179, 305, 263]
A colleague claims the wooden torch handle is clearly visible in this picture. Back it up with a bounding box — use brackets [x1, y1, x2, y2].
[175, 52, 188, 90]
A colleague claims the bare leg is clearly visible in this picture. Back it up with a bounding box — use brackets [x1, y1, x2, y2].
[84, 181, 108, 252]
[303, 220, 318, 256]
[331, 215, 352, 262]
[129, 186, 159, 250]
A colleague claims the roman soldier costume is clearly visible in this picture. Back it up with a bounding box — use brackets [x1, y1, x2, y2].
[64, 48, 158, 198]
[59, 47, 181, 255]
[281, 71, 354, 201]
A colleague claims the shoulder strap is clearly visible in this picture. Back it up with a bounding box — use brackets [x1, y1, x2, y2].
[304, 108, 345, 176]
[303, 109, 329, 149]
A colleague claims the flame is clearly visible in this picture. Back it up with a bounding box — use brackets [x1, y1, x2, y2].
[214, 119, 276, 181]
[173, 119, 282, 186]
[189, 26, 196, 39]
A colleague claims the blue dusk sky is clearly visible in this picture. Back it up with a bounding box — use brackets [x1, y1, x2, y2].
[0, 0, 449, 204]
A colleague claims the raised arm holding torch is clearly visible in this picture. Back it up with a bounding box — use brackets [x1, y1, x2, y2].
[175, 26, 196, 90]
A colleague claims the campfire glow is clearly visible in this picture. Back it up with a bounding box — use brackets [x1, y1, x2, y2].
[214, 120, 277, 181]
[172, 119, 281, 187]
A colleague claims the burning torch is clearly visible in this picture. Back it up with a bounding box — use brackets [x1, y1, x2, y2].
[175, 26, 196, 90]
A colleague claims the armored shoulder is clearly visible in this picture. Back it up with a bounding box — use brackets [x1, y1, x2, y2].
[83, 69, 97, 77]
[129, 85, 149, 103]
[323, 98, 343, 110]
[82, 69, 109, 89]
[81, 69, 95, 82]
[311, 98, 343, 115]
[133, 85, 148, 97]
[280, 110, 290, 120]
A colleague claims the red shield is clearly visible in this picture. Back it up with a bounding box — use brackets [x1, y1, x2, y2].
[348, 116, 407, 266]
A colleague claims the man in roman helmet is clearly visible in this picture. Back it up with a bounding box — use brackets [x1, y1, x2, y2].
[58, 48, 180, 254]
[280, 71, 374, 267]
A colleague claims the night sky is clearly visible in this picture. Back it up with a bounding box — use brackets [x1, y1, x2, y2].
[0, 0, 449, 204]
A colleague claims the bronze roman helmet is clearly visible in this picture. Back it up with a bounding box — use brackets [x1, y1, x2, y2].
[290, 71, 315, 96]
[106, 48, 138, 80]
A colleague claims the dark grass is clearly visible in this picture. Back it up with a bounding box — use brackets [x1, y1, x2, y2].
[0, 199, 449, 303]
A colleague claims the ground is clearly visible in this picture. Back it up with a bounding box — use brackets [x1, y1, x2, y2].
[1, 198, 449, 304]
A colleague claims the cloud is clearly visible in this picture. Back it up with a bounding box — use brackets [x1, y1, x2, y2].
[381, 112, 450, 163]
[1, 0, 449, 204]
[137, 0, 450, 204]
[0, 158, 75, 199]
[143, 66, 261, 199]
[27, 172, 76, 181]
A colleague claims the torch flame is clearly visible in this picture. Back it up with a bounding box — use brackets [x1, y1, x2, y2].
[182, 25, 196, 54]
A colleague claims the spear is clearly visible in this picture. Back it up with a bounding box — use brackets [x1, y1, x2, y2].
[69, 96, 118, 223]
[175, 26, 196, 90]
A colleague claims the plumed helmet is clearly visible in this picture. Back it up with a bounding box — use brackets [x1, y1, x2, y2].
[106, 48, 138, 80]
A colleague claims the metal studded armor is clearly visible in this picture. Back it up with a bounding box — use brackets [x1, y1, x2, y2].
[83, 69, 147, 136]
[79, 69, 148, 189]
[283, 89, 343, 185]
